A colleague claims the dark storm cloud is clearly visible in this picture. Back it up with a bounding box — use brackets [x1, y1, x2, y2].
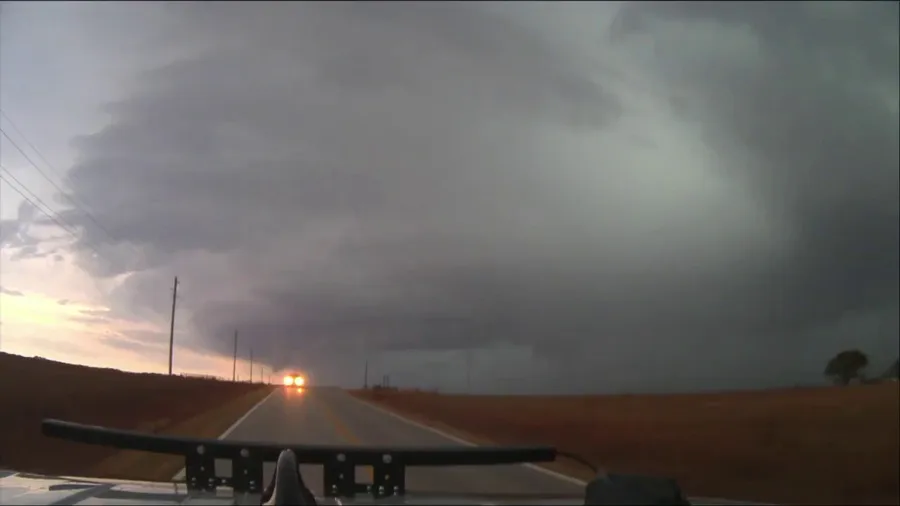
[69, 314, 107, 325]
[610, 1, 899, 332]
[0, 200, 38, 249]
[99, 331, 167, 357]
[0, 218, 15, 247]
[0, 285, 24, 296]
[45, 2, 898, 392]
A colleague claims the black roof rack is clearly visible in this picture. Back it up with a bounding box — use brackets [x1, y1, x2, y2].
[41, 418, 557, 499]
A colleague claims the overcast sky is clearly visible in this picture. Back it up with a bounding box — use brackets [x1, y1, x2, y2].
[1, 1, 897, 393]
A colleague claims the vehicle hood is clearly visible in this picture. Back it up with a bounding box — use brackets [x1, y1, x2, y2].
[0, 470, 583, 505]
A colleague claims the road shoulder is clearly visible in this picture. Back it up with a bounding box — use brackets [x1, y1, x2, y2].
[89, 386, 275, 481]
[346, 390, 595, 484]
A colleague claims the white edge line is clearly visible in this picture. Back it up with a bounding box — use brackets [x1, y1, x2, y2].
[171, 388, 278, 481]
[349, 394, 776, 506]
[350, 395, 587, 486]
[220, 388, 279, 439]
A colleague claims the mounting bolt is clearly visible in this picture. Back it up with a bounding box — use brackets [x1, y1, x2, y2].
[336, 453, 346, 462]
[240, 448, 250, 458]
[382, 453, 392, 464]
[196, 444, 206, 455]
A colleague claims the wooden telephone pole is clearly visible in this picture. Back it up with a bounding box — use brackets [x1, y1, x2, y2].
[167, 276, 179, 376]
[232, 331, 238, 382]
[466, 349, 472, 394]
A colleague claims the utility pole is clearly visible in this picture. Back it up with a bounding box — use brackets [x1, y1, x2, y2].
[249, 348, 253, 383]
[167, 276, 179, 376]
[364, 360, 369, 389]
[466, 349, 472, 394]
[232, 331, 238, 382]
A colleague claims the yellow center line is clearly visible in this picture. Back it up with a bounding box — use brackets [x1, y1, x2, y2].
[318, 397, 375, 482]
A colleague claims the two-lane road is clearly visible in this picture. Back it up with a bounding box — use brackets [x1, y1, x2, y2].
[177, 387, 765, 505]
[213, 387, 584, 501]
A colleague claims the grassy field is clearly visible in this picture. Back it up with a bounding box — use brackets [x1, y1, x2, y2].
[0, 352, 274, 480]
[2, 350, 896, 503]
[351, 384, 900, 505]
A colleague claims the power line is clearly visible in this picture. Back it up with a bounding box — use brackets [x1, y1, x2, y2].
[0, 171, 110, 263]
[0, 171, 116, 300]
[0, 111, 144, 266]
[0, 110, 78, 192]
[0, 111, 147, 270]
[0, 165, 82, 238]
[0, 111, 125, 248]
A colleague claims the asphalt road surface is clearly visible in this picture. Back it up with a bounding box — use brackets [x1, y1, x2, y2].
[175, 386, 765, 505]
[209, 387, 584, 501]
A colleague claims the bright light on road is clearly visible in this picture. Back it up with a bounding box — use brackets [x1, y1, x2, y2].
[283, 375, 306, 386]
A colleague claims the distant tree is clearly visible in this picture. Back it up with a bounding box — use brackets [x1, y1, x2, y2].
[824, 349, 869, 386]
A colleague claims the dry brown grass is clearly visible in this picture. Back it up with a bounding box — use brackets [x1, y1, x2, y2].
[87, 386, 273, 481]
[0, 352, 274, 478]
[351, 384, 900, 505]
